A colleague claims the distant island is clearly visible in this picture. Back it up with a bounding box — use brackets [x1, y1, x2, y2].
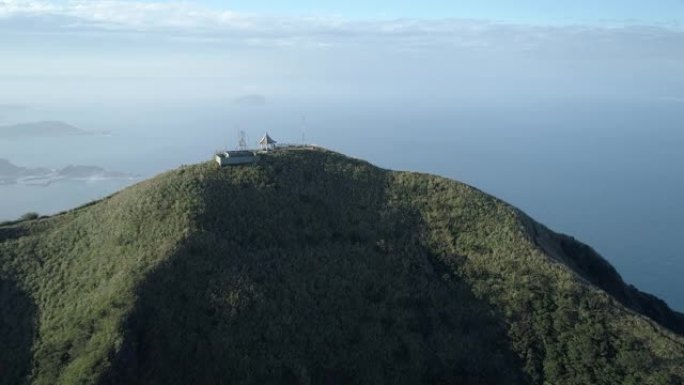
[0, 158, 137, 186]
[232, 94, 267, 106]
[0, 121, 110, 139]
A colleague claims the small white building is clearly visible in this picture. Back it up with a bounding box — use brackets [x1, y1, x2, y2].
[259, 133, 277, 151]
[215, 150, 258, 167]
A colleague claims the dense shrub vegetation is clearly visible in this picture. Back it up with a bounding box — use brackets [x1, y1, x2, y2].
[1, 148, 683, 385]
[19, 212, 40, 221]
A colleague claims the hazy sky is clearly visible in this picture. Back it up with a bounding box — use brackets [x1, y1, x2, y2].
[13, 0, 683, 24]
[207, 0, 684, 24]
[1, 1, 683, 105]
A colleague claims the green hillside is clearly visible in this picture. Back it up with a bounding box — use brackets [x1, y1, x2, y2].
[1, 148, 683, 385]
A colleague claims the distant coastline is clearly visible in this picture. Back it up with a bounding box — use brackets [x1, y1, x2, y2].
[0, 121, 110, 139]
[0, 158, 137, 186]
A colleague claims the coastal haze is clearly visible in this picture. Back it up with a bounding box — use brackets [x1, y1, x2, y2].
[1, 0, 683, 313]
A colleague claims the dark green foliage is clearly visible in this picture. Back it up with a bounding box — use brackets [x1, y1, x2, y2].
[389, 171, 684, 384]
[1, 148, 683, 385]
[99, 151, 523, 385]
[0, 277, 37, 385]
[525, 217, 684, 335]
[19, 212, 39, 221]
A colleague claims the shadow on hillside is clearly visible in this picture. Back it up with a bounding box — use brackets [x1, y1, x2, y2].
[0, 277, 37, 385]
[0, 226, 28, 243]
[99, 151, 527, 385]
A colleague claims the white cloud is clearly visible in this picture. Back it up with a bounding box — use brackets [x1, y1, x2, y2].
[0, 0, 56, 16]
[2, 0, 681, 51]
[1, 0, 684, 105]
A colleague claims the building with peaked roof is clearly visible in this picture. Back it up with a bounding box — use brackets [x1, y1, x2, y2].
[259, 133, 277, 151]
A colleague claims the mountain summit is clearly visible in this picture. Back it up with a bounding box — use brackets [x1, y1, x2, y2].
[1, 148, 683, 385]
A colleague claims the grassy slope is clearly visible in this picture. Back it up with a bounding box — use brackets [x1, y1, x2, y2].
[0, 167, 204, 384]
[0, 148, 683, 385]
[390, 171, 684, 384]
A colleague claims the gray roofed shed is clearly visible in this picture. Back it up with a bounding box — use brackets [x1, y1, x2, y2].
[215, 150, 258, 166]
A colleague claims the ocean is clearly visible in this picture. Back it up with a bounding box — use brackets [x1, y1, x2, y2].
[1, 97, 682, 310]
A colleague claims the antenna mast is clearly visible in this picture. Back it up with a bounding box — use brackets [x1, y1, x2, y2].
[301, 115, 307, 145]
[238, 129, 248, 150]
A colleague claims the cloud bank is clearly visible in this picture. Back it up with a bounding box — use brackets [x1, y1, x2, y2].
[1, 0, 682, 49]
[1, 0, 683, 105]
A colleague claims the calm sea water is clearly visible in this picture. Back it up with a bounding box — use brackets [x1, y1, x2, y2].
[1, 97, 682, 310]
